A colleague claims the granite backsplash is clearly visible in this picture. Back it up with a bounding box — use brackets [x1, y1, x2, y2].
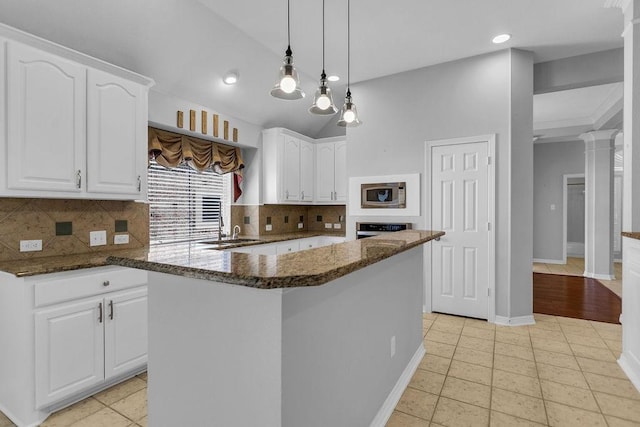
[231, 204, 346, 235]
[0, 198, 149, 262]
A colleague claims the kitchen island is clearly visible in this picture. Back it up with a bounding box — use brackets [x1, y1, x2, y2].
[108, 230, 443, 427]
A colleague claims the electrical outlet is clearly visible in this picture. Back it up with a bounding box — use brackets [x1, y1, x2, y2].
[390, 336, 396, 358]
[265, 224, 273, 231]
[20, 239, 42, 252]
[114, 234, 129, 245]
[325, 223, 332, 229]
[333, 223, 341, 229]
[297, 222, 304, 229]
[89, 230, 107, 247]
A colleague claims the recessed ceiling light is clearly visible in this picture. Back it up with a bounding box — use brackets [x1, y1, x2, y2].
[327, 75, 340, 82]
[223, 71, 239, 85]
[492, 34, 511, 44]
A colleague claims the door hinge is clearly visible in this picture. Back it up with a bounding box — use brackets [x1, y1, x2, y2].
[487, 288, 491, 297]
[487, 222, 491, 231]
[487, 156, 491, 165]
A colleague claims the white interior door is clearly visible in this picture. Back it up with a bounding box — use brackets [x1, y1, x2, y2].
[431, 141, 490, 319]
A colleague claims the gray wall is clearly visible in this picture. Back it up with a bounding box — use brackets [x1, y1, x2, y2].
[534, 48, 623, 94]
[345, 49, 534, 319]
[533, 141, 585, 261]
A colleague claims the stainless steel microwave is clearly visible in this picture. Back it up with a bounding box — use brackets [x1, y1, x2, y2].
[361, 182, 406, 208]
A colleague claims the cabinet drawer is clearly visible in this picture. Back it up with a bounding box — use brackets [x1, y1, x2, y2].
[33, 266, 148, 308]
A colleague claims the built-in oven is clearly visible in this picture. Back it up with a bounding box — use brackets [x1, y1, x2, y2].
[356, 222, 412, 239]
[361, 182, 406, 209]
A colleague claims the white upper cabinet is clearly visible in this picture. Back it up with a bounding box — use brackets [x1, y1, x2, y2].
[0, 26, 154, 200]
[6, 41, 86, 193]
[282, 135, 301, 201]
[299, 140, 314, 201]
[87, 69, 146, 196]
[315, 142, 335, 202]
[263, 128, 316, 204]
[263, 128, 345, 204]
[315, 138, 347, 203]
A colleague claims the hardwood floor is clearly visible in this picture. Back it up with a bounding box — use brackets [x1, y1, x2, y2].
[533, 273, 621, 324]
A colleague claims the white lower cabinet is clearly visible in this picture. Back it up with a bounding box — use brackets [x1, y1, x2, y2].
[621, 236, 640, 391]
[0, 266, 147, 426]
[35, 283, 147, 408]
[35, 297, 105, 408]
[227, 236, 346, 256]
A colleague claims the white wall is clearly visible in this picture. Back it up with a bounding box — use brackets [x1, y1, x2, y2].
[533, 141, 585, 261]
[345, 49, 534, 319]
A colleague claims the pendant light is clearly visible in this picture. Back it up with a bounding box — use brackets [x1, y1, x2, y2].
[337, 0, 361, 127]
[271, 0, 305, 100]
[309, 0, 337, 115]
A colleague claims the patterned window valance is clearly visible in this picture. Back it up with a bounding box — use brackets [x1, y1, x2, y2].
[148, 126, 245, 201]
[148, 127, 244, 176]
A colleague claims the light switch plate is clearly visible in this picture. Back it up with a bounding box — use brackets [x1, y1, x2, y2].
[114, 234, 129, 245]
[20, 239, 42, 252]
[333, 223, 341, 229]
[90, 230, 107, 247]
[325, 223, 332, 229]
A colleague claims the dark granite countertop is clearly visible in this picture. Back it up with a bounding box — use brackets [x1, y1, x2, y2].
[622, 232, 640, 241]
[0, 231, 345, 278]
[107, 230, 444, 289]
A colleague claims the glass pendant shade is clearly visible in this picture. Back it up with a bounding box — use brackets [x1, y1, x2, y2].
[337, 91, 361, 127]
[309, 72, 337, 114]
[271, 47, 305, 100]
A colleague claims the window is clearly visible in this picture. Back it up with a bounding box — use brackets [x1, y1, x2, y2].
[148, 160, 231, 245]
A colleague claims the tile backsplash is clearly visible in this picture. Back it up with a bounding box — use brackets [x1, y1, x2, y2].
[231, 204, 346, 235]
[0, 198, 149, 261]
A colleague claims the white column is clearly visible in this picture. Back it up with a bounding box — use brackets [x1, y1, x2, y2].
[581, 130, 617, 280]
[613, 0, 640, 230]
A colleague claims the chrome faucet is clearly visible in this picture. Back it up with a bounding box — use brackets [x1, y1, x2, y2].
[232, 225, 241, 240]
[217, 209, 226, 242]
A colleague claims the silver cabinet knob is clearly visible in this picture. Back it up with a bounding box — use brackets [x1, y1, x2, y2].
[103, 280, 110, 287]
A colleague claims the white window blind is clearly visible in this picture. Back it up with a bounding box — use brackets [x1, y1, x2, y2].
[148, 159, 231, 245]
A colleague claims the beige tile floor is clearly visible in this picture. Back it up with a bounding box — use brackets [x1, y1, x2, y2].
[387, 312, 639, 427]
[0, 372, 148, 427]
[533, 257, 623, 298]
[1, 314, 637, 427]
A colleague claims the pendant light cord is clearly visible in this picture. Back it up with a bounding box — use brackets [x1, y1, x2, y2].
[287, 0, 291, 49]
[347, 0, 351, 94]
[322, 0, 325, 73]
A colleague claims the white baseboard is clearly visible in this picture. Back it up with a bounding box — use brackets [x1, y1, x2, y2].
[619, 352, 640, 394]
[0, 402, 47, 427]
[369, 343, 425, 427]
[494, 315, 536, 327]
[584, 272, 616, 280]
[533, 258, 565, 264]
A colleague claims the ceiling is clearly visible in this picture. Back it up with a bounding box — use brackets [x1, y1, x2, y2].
[534, 82, 624, 143]
[0, 0, 625, 137]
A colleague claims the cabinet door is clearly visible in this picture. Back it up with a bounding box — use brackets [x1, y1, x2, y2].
[315, 142, 335, 202]
[87, 69, 146, 197]
[35, 297, 104, 408]
[104, 287, 148, 379]
[334, 140, 347, 202]
[7, 41, 86, 192]
[276, 240, 300, 254]
[282, 136, 301, 201]
[299, 140, 314, 202]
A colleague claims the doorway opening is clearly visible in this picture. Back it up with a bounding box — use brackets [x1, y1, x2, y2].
[564, 174, 585, 262]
